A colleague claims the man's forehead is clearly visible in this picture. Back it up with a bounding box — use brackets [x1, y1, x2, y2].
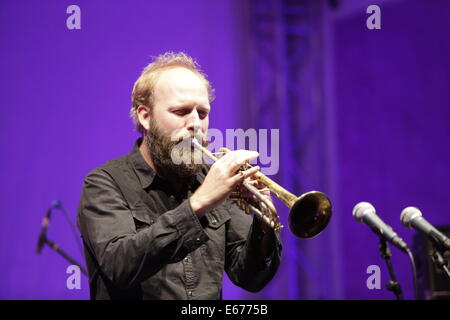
[153, 67, 209, 104]
[156, 67, 204, 89]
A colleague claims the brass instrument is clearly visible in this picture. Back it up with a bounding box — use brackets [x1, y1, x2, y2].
[192, 138, 332, 239]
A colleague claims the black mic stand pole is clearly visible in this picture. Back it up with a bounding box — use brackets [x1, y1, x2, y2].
[41, 235, 88, 276]
[379, 237, 404, 300]
[432, 250, 450, 279]
[429, 236, 450, 280]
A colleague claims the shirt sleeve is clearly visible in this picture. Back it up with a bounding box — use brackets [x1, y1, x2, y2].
[223, 201, 283, 292]
[77, 168, 209, 290]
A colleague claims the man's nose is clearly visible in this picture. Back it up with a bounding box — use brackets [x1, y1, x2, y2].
[186, 110, 201, 132]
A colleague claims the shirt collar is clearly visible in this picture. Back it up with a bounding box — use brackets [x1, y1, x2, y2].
[129, 137, 207, 190]
[129, 138, 156, 189]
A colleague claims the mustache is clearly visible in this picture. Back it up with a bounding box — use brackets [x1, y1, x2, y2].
[170, 129, 209, 146]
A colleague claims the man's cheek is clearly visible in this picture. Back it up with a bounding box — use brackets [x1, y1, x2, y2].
[202, 120, 209, 133]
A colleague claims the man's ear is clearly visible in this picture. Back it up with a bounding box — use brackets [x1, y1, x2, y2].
[136, 105, 151, 131]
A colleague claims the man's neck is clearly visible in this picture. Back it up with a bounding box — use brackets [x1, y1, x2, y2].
[139, 136, 156, 172]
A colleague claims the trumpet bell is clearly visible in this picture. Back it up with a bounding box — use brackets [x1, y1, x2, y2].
[288, 191, 332, 239]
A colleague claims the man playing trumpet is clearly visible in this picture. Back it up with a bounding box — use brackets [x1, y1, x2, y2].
[77, 52, 282, 300]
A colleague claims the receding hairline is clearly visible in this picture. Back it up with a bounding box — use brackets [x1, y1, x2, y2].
[152, 66, 210, 95]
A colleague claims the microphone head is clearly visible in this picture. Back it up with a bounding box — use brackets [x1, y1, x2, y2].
[352, 202, 375, 222]
[52, 200, 62, 209]
[400, 206, 422, 228]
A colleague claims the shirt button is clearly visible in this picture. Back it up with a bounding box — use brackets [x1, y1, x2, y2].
[188, 291, 193, 297]
[211, 218, 217, 225]
[196, 237, 201, 242]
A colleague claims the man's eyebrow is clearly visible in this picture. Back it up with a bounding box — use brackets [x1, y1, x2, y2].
[168, 104, 190, 110]
[169, 104, 210, 110]
[197, 105, 210, 111]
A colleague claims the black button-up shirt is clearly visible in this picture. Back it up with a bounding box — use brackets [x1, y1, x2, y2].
[77, 138, 282, 300]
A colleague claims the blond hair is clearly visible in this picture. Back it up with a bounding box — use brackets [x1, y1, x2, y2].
[130, 52, 215, 134]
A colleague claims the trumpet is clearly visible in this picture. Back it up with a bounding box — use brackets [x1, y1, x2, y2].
[192, 138, 332, 239]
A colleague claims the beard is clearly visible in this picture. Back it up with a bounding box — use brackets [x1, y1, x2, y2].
[146, 118, 209, 181]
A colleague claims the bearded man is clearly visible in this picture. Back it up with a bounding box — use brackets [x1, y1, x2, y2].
[77, 52, 282, 300]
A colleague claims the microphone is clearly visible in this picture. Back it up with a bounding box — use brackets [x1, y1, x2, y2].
[51, 200, 62, 209]
[353, 202, 409, 253]
[36, 201, 61, 254]
[401, 207, 450, 250]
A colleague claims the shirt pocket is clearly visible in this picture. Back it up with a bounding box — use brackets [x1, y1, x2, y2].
[131, 207, 155, 232]
[201, 207, 231, 261]
[206, 206, 231, 229]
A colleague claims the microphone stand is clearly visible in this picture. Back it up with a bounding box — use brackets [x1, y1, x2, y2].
[379, 237, 404, 300]
[432, 250, 450, 279]
[429, 237, 450, 280]
[40, 235, 88, 276]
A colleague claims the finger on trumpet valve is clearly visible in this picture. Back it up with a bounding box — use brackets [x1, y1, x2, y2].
[211, 151, 226, 156]
[259, 189, 271, 198]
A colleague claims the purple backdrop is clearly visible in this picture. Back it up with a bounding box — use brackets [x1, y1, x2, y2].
[329, 0, 450, 299]
[0, 0, 449, 299]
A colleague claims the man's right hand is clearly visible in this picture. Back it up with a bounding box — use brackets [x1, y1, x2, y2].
[190, 150, 260, 217]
